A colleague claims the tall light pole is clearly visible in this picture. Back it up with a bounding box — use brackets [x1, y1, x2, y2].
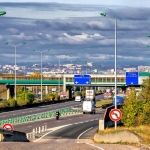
[51, 54, 66, 96]
[100, 12, 117, 129]
[5, 42, 26, 100]
[33, 48, 50, 100]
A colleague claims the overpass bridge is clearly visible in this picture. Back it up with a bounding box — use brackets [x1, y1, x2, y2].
[0, 74, 142, 99]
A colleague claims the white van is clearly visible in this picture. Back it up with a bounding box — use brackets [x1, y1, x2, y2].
[75, 96, 82, 102]
[82, 100, 95, 114]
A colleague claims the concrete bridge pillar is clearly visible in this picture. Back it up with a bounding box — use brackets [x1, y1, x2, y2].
[63, 75, 66, 93]
[6, 85, 14, 100]
[66, 86, 72, 99]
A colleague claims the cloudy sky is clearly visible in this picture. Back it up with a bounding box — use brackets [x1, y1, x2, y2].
[0, 1, 150, 66]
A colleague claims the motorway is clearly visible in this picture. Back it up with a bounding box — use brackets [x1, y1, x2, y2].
[0, 94, 141, 150]
[0, 94, 104, 120]
[13, 110, 105, 133]
[31, 119, 140, 150]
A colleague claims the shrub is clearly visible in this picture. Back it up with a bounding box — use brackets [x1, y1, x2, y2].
[8, 98, 17, 107]
[2, 99, 9, 107]
[17, 91, 34, 106]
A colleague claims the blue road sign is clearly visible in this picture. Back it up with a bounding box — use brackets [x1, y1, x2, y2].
[126, 72, 138, 85]
[74, 74, 90, 84]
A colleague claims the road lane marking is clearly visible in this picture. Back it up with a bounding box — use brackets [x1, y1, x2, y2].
[77, 127, 93, 139]
[33, 130, 54, 142]
[28, 126, 32, 128]
[43, 123, 47, 124]
[13, 114, 16, 115]
[69, 119, 72, 120]
[86, 143, 105, 150]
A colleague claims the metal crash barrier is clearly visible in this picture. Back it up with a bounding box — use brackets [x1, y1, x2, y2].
[0, 106, 82, 126]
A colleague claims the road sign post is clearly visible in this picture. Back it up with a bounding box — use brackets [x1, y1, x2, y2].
[109, 109, 122, 129]
[74, 74, 90, 85]
[109, 109, 122, 121]
[2, 124, 14, 131]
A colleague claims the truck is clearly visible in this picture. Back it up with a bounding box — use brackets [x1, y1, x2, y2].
[112, 94, 126, 105]
[85, 90, 95, 101]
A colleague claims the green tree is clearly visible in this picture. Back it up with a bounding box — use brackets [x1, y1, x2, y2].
[75, 91, 82, 96]
[121, 88, 142, 127]
[81, 91, 85, 97]
[17, 91, 34, 106]
[53, 93, 60, 101]
[1, 99, 9, 107]
[30, 72, 41, 78]
[137, 76, 150, 124]
[8, 98, 17, 107]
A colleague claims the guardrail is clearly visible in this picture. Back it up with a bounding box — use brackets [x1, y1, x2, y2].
[0, 106, 82, 126]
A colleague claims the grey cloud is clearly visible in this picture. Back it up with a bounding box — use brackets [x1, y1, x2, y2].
[0, 3, 150, 66]
[107, 7, 150, 20]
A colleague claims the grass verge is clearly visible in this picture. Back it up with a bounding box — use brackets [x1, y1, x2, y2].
[96, 99, 112, 107]
[97, 125, 150, 146]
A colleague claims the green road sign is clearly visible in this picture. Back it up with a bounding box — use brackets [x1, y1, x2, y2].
[139, 72, 149, 76]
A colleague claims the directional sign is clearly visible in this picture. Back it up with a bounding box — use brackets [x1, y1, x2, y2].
[2, 124, 14, 130]
[74, 74, 90, 85]
[109, 109, 122, 121]
[126, 72, 138, 85]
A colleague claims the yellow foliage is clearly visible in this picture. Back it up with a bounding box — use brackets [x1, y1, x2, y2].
[30, 72, 41, 78]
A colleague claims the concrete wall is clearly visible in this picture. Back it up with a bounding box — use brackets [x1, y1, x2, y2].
[0, 130, 29, 142]
[94, 130, 144, 143]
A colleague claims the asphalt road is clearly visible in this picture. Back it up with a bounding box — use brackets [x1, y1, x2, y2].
[33, 119, 141, 150]
[0, 94, 104, 120]
[13, 109, 105, 133]
[44, 119, 98, 139]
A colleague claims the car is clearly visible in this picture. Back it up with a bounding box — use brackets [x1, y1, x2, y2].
[75, 96, 82, 102]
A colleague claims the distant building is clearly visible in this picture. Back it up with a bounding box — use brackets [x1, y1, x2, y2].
[123, 68, 136, 72]
[138, 66, 150, 72]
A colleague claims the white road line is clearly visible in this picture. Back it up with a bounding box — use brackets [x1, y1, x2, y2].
[69, 119, 72, 120]
[77, 127, 93, 139]
[28, 126, 32, 128]
[86, 143, 105, 150]
[43, 123, 47, 124]
[13, 114, 16, 115]
[33, 130, 54, 142]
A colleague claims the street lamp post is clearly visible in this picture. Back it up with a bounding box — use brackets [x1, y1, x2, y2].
[33, 48, 50, 100]
[100, 12, 117, 129]
[5, 42, 26, 100]
[51, 54, 66, 96]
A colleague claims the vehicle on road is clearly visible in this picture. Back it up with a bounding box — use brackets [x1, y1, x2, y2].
[82, 100, 95, 114]
[85, 90, 95, 102]
[56, 111, 60, 120]
[112, 95, 125, 105]
[75, 96, 83, 102]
